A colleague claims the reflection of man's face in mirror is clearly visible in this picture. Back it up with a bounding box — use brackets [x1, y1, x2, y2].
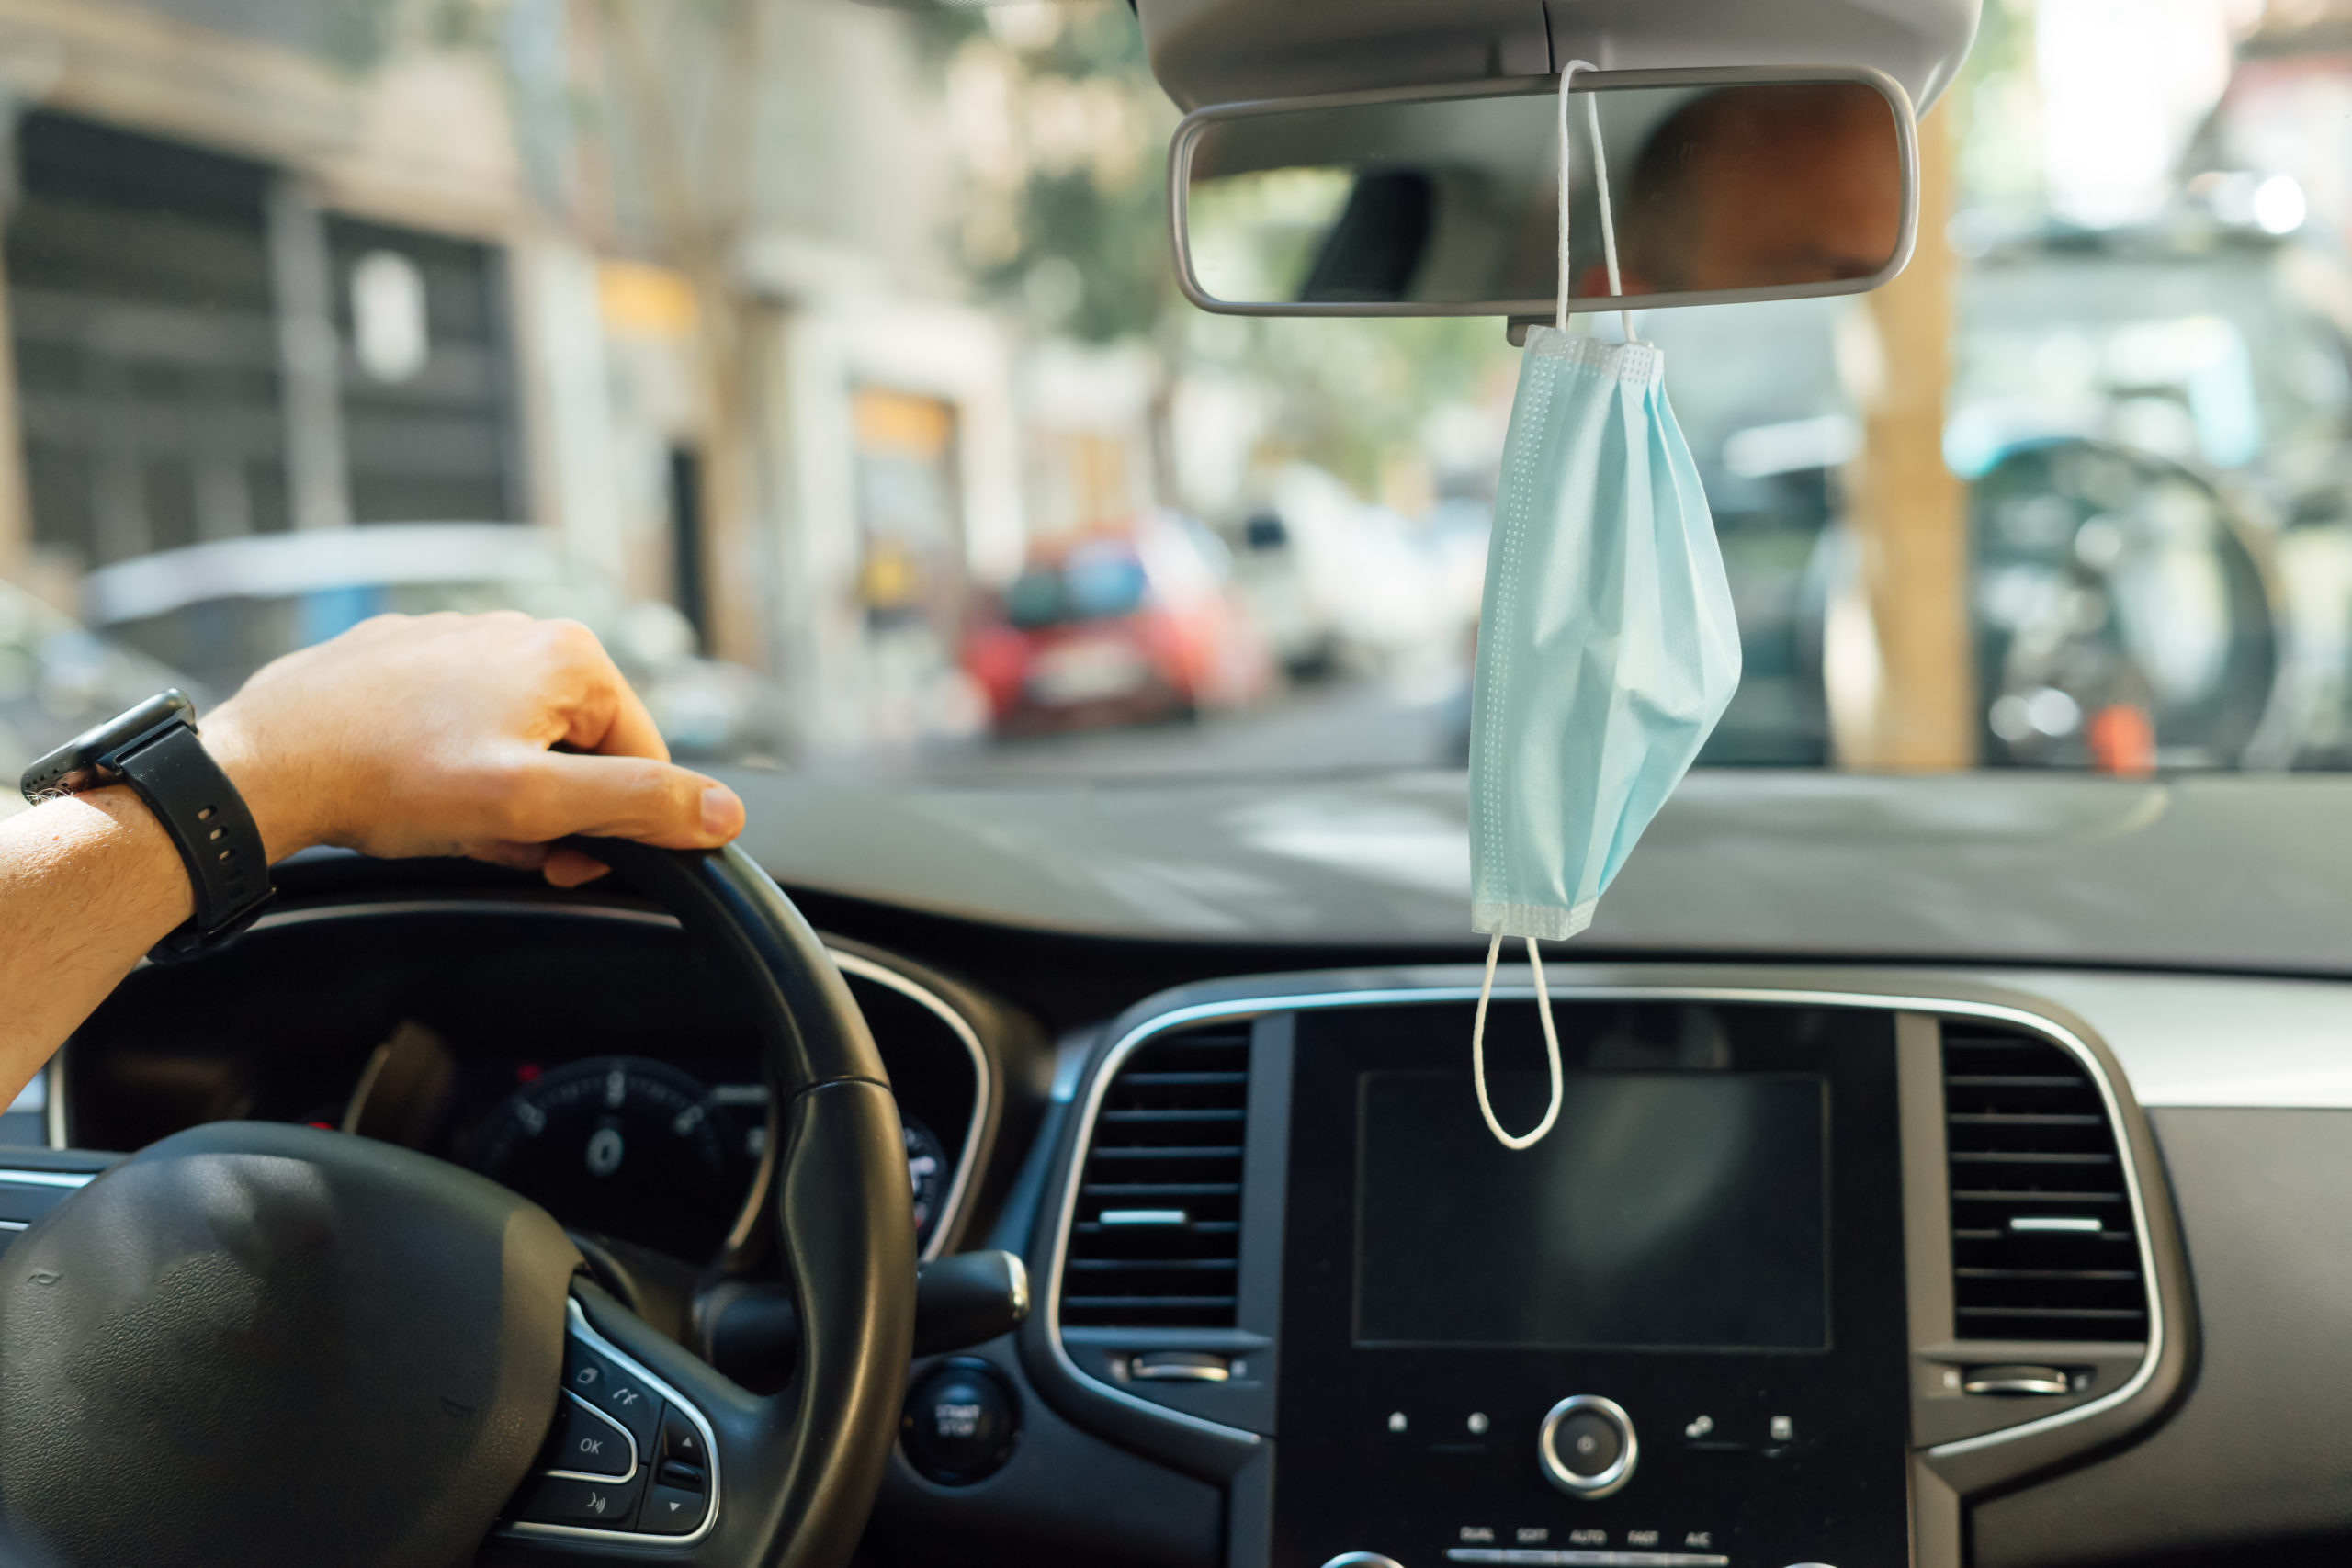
[1581, 84, 1902, 298]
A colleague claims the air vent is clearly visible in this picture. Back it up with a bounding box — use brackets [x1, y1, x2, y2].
[1061, 1024, 1252, 1329]
[1943, 1023, 2148, 1343]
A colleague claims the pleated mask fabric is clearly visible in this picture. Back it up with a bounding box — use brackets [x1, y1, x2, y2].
[1464, 62, 1742, 1148]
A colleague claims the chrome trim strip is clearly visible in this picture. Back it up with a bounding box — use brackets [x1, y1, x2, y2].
[44, 1052, 66, 1150]
[503, 1296, 720, 1546]
[1005, 1252, 1031, 1322]
[1045, 977, 2163, 1461]
[249, 898, 682, 932]
[1167, 63, 1919, 321]
[0, 1220, 27, 1232]
[828, 950, 992, 1261]
[0, 1168, 95, 1190]
[231, 898, 989, 1261]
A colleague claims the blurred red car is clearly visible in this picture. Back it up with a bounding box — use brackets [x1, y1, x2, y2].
[962, 516, 1271, 735]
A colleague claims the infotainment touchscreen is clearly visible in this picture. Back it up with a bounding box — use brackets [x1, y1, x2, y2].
[1354, 1069, 1827, 1351]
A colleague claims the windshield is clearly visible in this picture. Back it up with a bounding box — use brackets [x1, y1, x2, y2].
[0, 0, 2337, 784]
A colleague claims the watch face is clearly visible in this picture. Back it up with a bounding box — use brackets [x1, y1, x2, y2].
[18, 690, 193, 801]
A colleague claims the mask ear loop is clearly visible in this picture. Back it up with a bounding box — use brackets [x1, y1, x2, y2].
[1555, 60, 1635, 344]
[1473, 932, 1565, 1149]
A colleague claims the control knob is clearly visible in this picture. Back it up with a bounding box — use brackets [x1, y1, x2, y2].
[1537, 1393, 1637, 1499]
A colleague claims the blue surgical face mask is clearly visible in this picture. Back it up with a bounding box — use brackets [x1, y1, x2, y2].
[1467, 62, 1742, 1148]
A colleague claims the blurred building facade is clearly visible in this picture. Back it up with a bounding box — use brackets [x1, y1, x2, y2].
[0, 0, 1090, 761]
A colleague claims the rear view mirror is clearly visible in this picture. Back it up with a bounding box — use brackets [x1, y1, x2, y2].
[1170, 66, 1918, 321]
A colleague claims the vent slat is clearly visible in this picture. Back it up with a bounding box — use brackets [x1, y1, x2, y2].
[1950, 1151, 2115, 1165]
[1085, 1147, 1243, 1163]
[1957, 1306, 2146, 1322]
[1948, 1113, 2106, 1125]
[1065, 1296, 1239, 1313]
[1119, 1072, 1250, 1086]
[1067, 1258, 1238, 1273]
[1955, 1268, 2142, 1281]
[1947, 1075, 2086, 1088]
[1102, 1109, 1247, 1122]
[1944, 1021, 2148, 1344]
[1063, 1024, 1251, 1330]
[1952, 1190, 2123, 1203]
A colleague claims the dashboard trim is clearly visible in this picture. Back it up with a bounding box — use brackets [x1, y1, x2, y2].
[0, 1168, 92, 1190]
[101, 897, 991, 1263]
[1044, 975, 2165, 1466]
[828, 949, 991, 1260]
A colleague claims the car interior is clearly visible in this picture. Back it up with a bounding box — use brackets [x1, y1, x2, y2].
[6, 1, 2350, 1567]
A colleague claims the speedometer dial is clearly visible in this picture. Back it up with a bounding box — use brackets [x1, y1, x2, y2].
[474, 1056, 742, 1258]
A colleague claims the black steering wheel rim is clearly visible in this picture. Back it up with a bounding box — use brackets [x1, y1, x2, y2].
[561, 839, 918, 1566]
[0, 840, 916, 1568]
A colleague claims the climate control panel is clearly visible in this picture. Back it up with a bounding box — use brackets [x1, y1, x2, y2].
[1270, 1001, 1912, 1568]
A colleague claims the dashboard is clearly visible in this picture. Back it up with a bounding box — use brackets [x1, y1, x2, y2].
[52, 900, 1023, 1269]
[939, 969, 2187, 1568]
[21, 770, 2352, 1568]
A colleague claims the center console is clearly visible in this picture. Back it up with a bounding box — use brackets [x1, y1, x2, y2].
[1274, 1000, 1909, 1568]
[1018, 965, 2193, 1568]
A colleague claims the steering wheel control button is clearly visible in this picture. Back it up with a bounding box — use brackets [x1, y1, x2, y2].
[1538, 1394, 1639, 1499]
[659, 1406, 710, 1469]
[543, 1392, 636, 1481]
[512, 1472, 645, 1529]
[900, 1358, 1020, 1484]
[564, 1335, 663, 1450]
[641, 1480, 713, 1536]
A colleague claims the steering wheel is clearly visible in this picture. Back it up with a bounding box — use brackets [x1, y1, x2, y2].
[0, 840, 916, 1568]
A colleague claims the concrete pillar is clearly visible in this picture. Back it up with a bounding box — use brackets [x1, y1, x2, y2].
[0, 244, 32, 584]
[1843, 105, 1976, 771]
[266, 177, 350, 532]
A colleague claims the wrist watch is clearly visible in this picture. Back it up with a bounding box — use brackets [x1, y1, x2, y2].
[20, 690, 276, 962]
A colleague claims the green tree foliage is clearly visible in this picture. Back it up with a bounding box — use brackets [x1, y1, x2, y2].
[942, 3, 1514, 502]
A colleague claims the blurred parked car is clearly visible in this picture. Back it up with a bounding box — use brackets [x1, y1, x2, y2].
[0, 575, 209, 815]
[962, 513, 1271, 735]
[1233, 465, 1469, 677]
[77, 525, 787, 762]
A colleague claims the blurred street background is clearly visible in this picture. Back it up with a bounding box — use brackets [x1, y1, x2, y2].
[5, 0, 2352, 785]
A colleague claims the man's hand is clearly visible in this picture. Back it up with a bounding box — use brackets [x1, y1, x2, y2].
[201, 612, 745, 886]
[0, 611, 752, 1103]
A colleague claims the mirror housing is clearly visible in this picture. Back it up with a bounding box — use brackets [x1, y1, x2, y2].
[1170, 65, 1920, 323]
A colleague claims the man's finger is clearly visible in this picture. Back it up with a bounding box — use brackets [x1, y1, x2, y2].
[541, 622, 671, 763]
[514, 751, 744, 849]
[594, 678, 671, 762]
[466, 839, 608, 886]
[540, 847, 611, 886]
[470, 840, 553, 872]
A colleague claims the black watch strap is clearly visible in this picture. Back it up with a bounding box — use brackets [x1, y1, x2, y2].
[107, 723, 275, 962]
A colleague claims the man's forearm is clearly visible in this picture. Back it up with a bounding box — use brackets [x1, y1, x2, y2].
[0, 791, 195, 1106]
